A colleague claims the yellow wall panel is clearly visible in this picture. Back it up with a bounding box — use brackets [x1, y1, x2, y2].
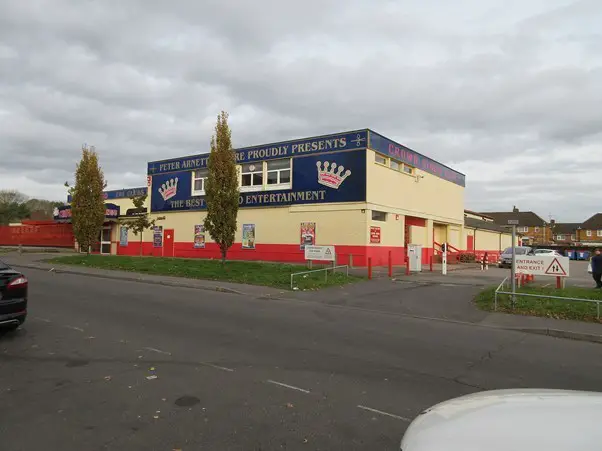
[141, 204, 368, 247]
[365, 150, 464, 225]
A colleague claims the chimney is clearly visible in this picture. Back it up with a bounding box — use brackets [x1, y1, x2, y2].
[551, 219, 555, 225]
[512, 206, 519, 213]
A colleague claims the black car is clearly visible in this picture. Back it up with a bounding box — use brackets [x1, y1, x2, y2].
[0, 260, 28, 330]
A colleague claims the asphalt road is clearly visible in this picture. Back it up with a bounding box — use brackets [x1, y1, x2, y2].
[2, 269, 602, 450]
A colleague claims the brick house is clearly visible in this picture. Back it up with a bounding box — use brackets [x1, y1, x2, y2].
[479, 207, 551, 245]
[551, 222, 580, 244]
[577, 213, 602, 244]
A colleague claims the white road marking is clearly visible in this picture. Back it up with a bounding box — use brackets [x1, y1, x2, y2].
[143, 347, 172, 356]
[201, 362, 234, 372]
[357, 405, 411, 422]
[33, 317, 51, 323]
[65, 325, 84, 332]
[267, 379, 310, 394]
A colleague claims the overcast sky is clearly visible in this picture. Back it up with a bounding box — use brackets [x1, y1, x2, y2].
[1, 0, 600, 221]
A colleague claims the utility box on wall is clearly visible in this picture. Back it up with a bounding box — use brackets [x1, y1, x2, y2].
[408, 244, 422, 272]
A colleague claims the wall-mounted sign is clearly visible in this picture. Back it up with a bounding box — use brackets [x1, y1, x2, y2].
[193, 224, 205, 248]
[153, 226, 163, 248]
[119, 227, 128, 247]
[370, 226, 381, 244]
[304, 245, 335, 262]
[150, 150, 366, 213]
[300, 222, 316, 250]
[53, 203, 120, 222]
[68, 188, 147, 203]
[147, 130, 369, 175]
[368, 131, 465, 187]
[242, 224, 256, 249]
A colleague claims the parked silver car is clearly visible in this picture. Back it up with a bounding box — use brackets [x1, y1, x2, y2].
[498, 246, 533, 268]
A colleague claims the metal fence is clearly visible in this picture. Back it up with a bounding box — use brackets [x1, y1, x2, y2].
[494, 276, 601, 319]
[290, 265, 349, 290]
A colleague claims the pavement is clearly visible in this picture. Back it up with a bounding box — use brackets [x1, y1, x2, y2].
[3, 266, 602, 450]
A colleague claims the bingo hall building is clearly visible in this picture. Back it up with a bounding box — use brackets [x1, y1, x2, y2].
[85, 129, 467, 266]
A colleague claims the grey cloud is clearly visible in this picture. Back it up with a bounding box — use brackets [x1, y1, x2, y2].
[1, 0, 600, 221]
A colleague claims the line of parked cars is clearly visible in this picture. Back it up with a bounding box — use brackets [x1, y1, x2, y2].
[0, 259, 28, 331]
[497, 247, 562, 268]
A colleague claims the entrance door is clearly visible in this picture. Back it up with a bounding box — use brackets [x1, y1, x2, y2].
[163, 229, 175, 257]
[100, 225, 112, 255]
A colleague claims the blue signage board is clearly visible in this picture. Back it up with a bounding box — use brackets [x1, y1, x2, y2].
[368, 131, 465, 187]
[53, 203, 121, 222]
[147, 130, 369, 176]
[150, 150, 366, 213]
[67, 187, 147, 203]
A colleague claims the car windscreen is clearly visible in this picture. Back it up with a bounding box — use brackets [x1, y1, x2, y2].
[502, 248, 528, 255]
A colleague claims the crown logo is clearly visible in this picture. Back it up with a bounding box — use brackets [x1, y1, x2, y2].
[316, 161, 351, 189]
[158, 177, 179, 201]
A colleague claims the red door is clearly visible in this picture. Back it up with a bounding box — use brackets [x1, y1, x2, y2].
[163, 229, 175, 257]
[467, 235, 474, 251]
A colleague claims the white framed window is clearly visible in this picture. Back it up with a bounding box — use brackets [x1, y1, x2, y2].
[534, 227, 540, 232]
[372, 210, 387, 222]
[556, 235, 564, 241]
[240, 162, 264, 192]
[390, 160, 401, 171]
[402, 164, 415, 175]
[375, 154, 388, 165]
[517, 226, 528, 233]
[265, 159, 292, 190]
[239, 158, 293, 192]
[571, 235, 576, 240]
[597, 230, 602, 237]
[587, 230, 593, 237]
[191, 168, 209, 195]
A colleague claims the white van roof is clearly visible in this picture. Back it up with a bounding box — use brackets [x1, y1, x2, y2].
[400, 389, 602, 451]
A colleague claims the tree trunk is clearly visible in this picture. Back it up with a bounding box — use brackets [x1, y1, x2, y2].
[221, 246, 227, 264]
[139, 235, 143, 257]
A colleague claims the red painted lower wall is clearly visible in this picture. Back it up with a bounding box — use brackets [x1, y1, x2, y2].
[116, 241, 436, 267]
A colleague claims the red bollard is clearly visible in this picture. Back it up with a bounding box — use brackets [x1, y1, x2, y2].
[368, 257, 373, 280]
[388, 250, 393, 277]
[405, 256, 410, 276]
[556, 276, 562, 289]
[430, 255, 433, 272]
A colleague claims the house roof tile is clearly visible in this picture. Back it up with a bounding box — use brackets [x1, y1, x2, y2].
[581, 213, 602, 230]
[478, 211, 547, 227]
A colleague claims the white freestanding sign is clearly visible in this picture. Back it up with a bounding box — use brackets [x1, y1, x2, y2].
[304, 245, 336, 262]
[514, 255, 570, 277]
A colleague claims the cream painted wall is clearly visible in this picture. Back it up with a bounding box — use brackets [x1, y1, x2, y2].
[137, 203, 368, 247]
[472, 229, 501, 251]
[448, 225, 461, 249]
[368, 212, 402, 246]
[365, 150, 464, 225]
[433, 224, 447, 244]
[409, 225, 428, 246]
[463, 227, 517, 251]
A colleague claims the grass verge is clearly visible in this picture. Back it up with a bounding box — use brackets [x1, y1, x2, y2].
[475, 284, 602, 323]
[48, 255, 362, 290]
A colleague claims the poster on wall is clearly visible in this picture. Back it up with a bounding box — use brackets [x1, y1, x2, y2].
[119, 227, 128, 247]
[300, 222, 316, 250]
[194, 224, 205, 248]
[153, 226, 163, 248]
[242, 224, 256, 249]
[370, 226, 381, 244]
